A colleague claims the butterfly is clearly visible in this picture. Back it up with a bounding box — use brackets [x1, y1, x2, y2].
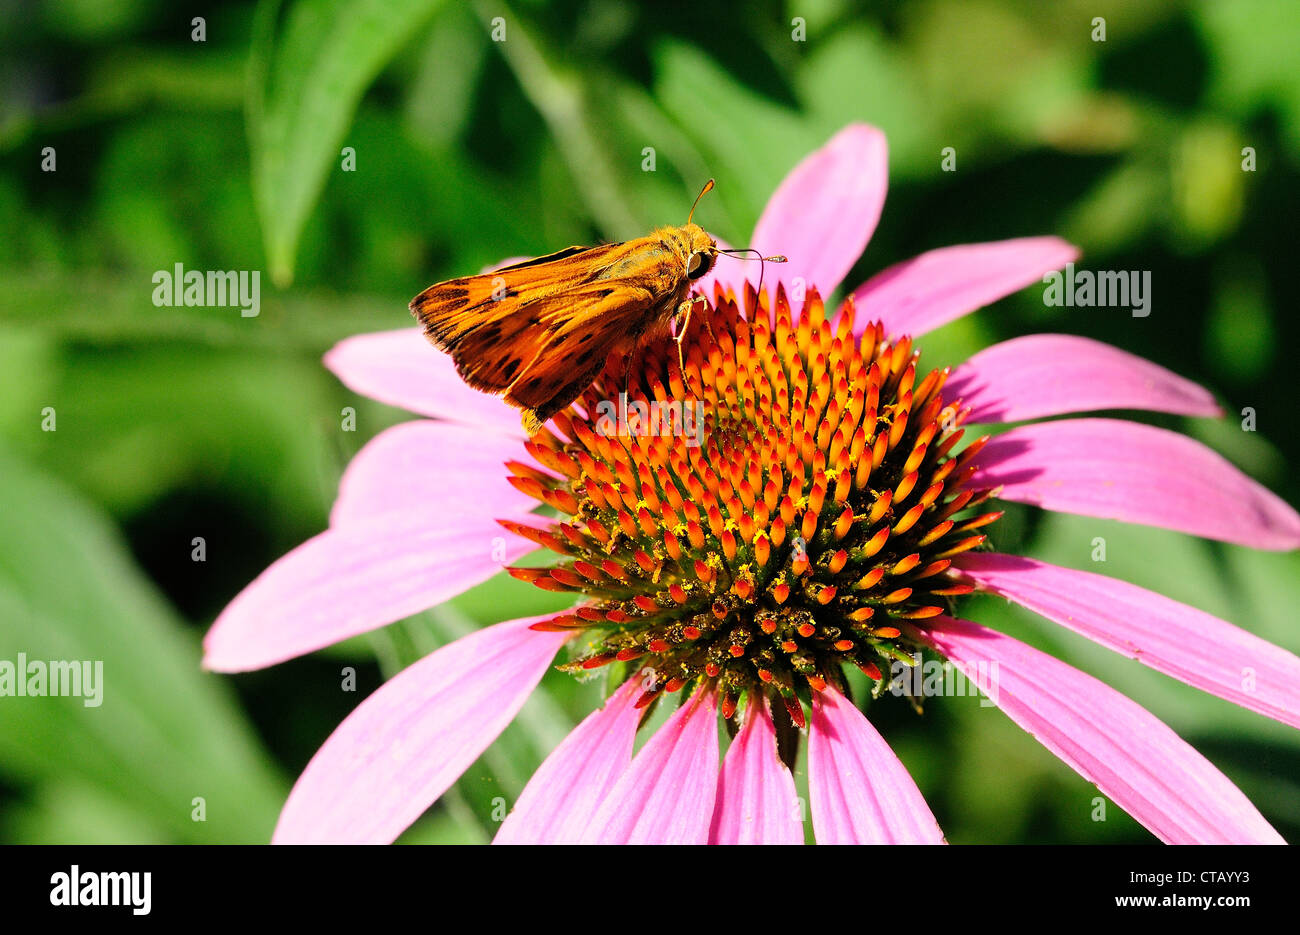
[409, 180, 783, 434]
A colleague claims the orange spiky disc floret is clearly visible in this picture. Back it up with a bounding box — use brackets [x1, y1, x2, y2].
[505, 281, 997, 723]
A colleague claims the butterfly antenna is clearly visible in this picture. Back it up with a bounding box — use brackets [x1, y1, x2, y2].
[687, 179, 715, 226]
[717, 247, 787, 299]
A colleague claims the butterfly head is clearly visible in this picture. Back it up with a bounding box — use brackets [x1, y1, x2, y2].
[680, 178, 786, 290]
[683, 222, 718, 280]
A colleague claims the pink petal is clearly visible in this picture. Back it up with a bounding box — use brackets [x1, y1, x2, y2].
[947, 334, 1221, 423]
[850, 237, 1079, 338]
[808, 687, 946, 844]
[708, 699, 804, 844]
[493, 678, 643, 844]
[972, 418, 1300, 550]
[746, 124, 889, 299]
[922, 616, 1284, 844]
[485, 256, 532, 272]
[273, 616, 570, 843]
[330, 419, 540, 528]
[580, 690, 719, 844]
[956, 553, 1300, 730]
[324, 328, 524, 435]
[203, 510, 533, 672]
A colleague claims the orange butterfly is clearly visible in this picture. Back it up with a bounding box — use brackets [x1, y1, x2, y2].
[410, 180, 783, 434]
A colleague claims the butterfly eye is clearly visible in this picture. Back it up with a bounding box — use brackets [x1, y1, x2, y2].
[688, 251, 713, 280]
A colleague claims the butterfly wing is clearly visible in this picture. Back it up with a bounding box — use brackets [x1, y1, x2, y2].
[503, 283, 661, 432]
[410, 234, 689, 432]
[409, 243, 624, 393]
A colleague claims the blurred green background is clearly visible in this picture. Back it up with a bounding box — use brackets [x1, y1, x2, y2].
[1, 0, 1298, 844]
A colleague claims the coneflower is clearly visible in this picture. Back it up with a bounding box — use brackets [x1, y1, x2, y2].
[205, 124, 1300, 845]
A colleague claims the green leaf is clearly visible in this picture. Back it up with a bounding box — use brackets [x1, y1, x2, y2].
[0, 447, 287, 842]
[653, 40, 810, 241]
[1, 782, 170, 845]
[1195, 0, 1300, 154]
[471, 0, 645, 239]
[0, 269, 406, 349]
[795, 24, 937, 179]
[248, 0, 446, 286]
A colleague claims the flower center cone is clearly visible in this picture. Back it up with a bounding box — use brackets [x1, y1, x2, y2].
[503, 282, 1001, 735]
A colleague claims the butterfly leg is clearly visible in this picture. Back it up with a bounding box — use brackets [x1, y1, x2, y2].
[673, 296, 708, 381]
[620, 347, 635, 400]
